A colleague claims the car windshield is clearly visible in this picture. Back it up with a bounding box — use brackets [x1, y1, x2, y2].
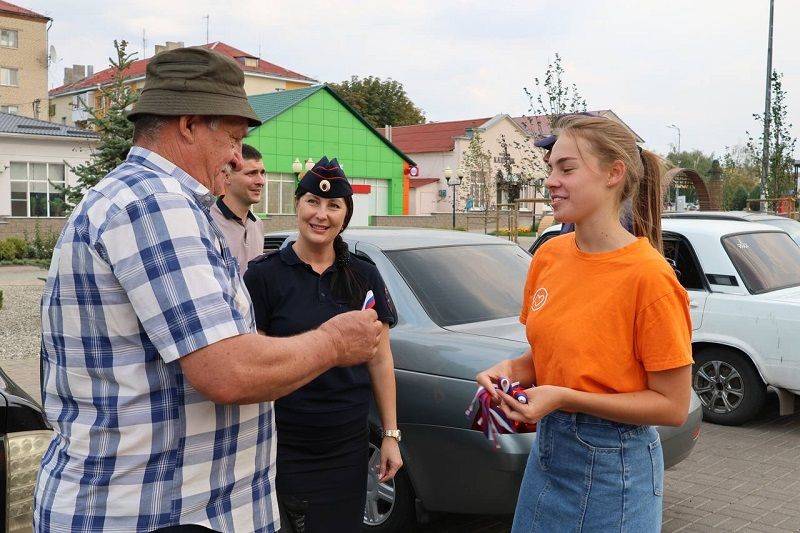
[721, 231, 800, 293]
[385, 244, 531, 326]
[757, 218, 800, 246]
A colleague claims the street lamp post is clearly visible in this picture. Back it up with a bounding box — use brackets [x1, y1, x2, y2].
[444, 166, 463, 229]
[667, 124, 681, 153]
[292, 157, 303, 179]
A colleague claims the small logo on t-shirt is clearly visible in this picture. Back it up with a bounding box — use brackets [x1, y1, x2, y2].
[531, 287, 548, 312]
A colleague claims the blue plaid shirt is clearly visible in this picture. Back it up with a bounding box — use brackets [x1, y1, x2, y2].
[35, 147, 278, 532]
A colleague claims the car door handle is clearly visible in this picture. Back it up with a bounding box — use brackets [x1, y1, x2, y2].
[689, 301, 699, 309]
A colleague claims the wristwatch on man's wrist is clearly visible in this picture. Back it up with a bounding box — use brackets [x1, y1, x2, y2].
[382, 429, 402, 442]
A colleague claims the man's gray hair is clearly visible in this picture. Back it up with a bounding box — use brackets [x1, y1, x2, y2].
[132, 114, 222, 143]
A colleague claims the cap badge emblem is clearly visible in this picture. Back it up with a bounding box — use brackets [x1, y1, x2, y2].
[319, 179, 331, 192]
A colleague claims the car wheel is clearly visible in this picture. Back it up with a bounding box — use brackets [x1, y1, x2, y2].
[363, 433, 415, 533]
[693, 348, 766, 426]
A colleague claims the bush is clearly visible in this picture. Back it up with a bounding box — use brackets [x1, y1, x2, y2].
[5, 237, 26, 259]
[23, 223, 58, 260]
[0, 239, 17, 261]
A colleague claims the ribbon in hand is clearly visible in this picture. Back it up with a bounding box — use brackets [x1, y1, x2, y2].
[465, 377, 530, 449]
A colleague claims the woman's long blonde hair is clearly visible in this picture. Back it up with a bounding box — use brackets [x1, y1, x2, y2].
[554, 114, 665, 253]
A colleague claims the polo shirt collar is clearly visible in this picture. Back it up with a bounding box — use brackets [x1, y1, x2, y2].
[127, 146, 215, 209]
[216, 196, 257, 222]
[280, 242, 339, 272]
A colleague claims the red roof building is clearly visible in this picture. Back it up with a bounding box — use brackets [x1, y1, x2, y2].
[48, 41, 318, 126]
[50, 41, 316, 97]
[0, 0, 49, 21]
[384, 110, 642, 156]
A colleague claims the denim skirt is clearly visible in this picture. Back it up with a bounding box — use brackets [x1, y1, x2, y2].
[511, 410, 664, 533]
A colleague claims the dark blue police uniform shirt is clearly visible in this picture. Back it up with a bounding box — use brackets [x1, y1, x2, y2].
[243, 242, 397, 426]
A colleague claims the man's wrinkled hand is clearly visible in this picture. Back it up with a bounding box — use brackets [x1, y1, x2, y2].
[320, 309, 382, 367]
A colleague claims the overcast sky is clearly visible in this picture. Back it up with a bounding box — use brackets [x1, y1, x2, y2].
[31, 0, 800, 158]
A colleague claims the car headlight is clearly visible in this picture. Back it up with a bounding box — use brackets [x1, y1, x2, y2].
[3, 430, 52, 533]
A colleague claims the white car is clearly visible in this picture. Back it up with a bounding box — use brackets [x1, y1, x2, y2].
[531, 219, 800, 425]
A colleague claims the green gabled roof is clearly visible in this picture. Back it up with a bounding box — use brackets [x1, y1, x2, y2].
[248, 84, 324, 123]
[247, 84, 415, 166]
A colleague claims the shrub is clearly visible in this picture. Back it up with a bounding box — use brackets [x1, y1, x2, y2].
[5, 237, 26, 259]
[24, 223, 58, 260]
[0, 239, 17, 261]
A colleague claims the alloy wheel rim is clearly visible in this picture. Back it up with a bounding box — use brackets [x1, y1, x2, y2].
[694, 360, 745, 414]
[363, 442, 396, 526]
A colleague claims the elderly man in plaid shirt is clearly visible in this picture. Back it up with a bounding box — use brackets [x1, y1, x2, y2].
[34, 47, 382, 533]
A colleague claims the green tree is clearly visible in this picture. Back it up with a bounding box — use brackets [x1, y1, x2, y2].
[720, 145, 759, 210]
[746, 70, 797, 200]
[508, 53, 587, 204]
[329, 76, 425, 128]
[62, 40, 138, 209]
[522, 53, 587, 133]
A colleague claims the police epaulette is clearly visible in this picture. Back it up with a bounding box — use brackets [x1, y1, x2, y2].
[249, 250, 279, 265]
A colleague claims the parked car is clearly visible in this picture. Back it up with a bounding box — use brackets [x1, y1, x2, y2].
[532, 219, 800, 426]
[266, 228, 702, 531]
[0, 365, 51, 532]
[663, 210, 800, 246]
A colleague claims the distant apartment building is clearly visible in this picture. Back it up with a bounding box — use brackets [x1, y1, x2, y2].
[49, 41, 318, 127]
[0, 1, 50, 119]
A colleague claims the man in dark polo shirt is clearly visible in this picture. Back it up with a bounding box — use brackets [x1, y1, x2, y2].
[211, 143, 266, 274]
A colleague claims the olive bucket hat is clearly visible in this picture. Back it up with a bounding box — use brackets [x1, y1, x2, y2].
[127, 46, 261, 126]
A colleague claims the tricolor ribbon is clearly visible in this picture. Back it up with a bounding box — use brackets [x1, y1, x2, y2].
[361, 290, 376, 310]
[465, 377, 530, 449]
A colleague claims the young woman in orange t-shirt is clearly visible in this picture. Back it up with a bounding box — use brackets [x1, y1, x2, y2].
[477, 115, 693, 532]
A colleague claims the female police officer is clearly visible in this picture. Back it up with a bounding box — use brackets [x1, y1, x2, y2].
[244, 157, 402, 532]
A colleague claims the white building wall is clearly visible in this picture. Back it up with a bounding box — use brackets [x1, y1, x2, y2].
[409, 183, 440, 215]
[407, 116, 548, 216]
[0, 135, 95, 216]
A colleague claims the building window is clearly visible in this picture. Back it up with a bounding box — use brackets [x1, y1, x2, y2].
[1, 67, 19, 86]
[49, 104, 56, 116]
[0, 29, 18, 48]
[258, 173, 297, 215]
[10, 162, 67, 217]
[1, 105, 19, 114]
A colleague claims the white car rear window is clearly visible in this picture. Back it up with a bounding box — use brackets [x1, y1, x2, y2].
[722, 232, 800, 293]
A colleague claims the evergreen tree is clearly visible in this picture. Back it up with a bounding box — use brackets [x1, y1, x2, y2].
[62, 40, 138, 209]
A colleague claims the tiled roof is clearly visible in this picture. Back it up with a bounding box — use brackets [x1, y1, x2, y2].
[0, 0, 49, 20]
[0, 112, 98, 138]
[49, 42, 316, 97]
[248, 85, 323, 123]
[386, 110, 642, 154]
[383, 118, 491, 154]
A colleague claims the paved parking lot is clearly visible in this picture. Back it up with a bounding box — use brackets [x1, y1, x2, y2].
[2, 265, 799, 532]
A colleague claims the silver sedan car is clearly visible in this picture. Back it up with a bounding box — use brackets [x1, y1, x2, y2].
[265, 228, 702, 532]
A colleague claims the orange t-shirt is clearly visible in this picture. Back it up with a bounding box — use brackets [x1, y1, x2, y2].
[520, 233, 693, 394]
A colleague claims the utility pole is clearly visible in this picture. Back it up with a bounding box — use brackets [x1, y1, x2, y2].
[142, 29, 147, 58]
[204, 15, 210, 44]
[761, 0, 775, 206]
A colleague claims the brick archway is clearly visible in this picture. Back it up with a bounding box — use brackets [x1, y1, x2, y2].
[665, 167, 716, 210]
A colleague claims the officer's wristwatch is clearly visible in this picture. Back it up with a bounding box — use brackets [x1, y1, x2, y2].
[382, 429, 402, 442]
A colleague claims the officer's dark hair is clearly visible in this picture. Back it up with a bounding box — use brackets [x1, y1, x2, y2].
[294, 186, 365, 308]
[242, 143, 261, 161]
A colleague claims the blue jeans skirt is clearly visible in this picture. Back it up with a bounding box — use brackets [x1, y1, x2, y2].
[511, 410, 664, 533]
